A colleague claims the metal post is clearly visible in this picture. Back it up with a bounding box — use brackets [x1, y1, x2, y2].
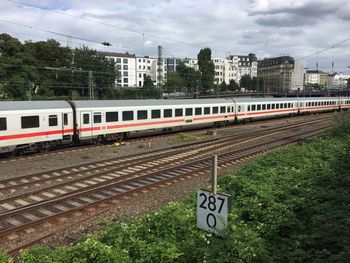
[212, 155, 218, 194]
[88, 70, 93, 100]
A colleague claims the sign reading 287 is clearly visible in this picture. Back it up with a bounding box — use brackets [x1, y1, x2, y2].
[197, 189, 231, 234]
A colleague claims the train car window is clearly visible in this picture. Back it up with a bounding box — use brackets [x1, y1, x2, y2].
[284, 103, 287, 108]
[252, 105, 256, 111]
[220, 106, 226, 113]
[63, 113, 68, 125]
[175, 109, 183, 117]
[83, 114, 90, 124]
[151, 109, 161, 119]
[288, 103, 292, 108]
[137, 110, 148, 120]
[49, 115, 58, 127]
[164, 109, 172, 118]
[267, 104, 271, 110]
[276, 104, 279, 109]
[21, 116, 39, 129]
[248, 105, 251, 111]
[279, 103, 283, 108]
[123, 111, 134, 121]
[94, 113, 102, 123]
[204, 107, 210, 115]
[185, 108, 193, 116]
[231, 106, 234, 112]
[262, 104, 266, 110]
[238, 106, 242, 112]
[195, 107, 202, 115]
[0, 118, 6, 131]
[257, 105, 261, 111]
[272, 104, 275, 109]
[106, 112, 118, 122]
[213, 107, 219, 114]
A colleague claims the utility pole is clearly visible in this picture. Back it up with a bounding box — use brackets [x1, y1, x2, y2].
[88, 70, 94, 100]
[157, 45, 163, 99]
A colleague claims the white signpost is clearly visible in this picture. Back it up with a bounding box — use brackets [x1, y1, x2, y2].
[196, 155, 231, 234]
[196, 189, 231, 234]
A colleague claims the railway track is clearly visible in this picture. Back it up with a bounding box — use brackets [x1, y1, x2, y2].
[0, 112, 334, 165]
[0, 115, 334, 254]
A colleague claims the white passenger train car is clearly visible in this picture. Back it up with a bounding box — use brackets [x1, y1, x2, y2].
[71, 99, 235, 141]
[298, 97, 340, 114]
[0, 101, 74, 154]
[340, 98, 350, 109]
[233, 98, 299, 121]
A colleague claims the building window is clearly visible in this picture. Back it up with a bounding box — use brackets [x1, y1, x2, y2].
[116, 58, 121, 63]
[175, 109, 183, 117]
[124, 71, 128, 77]
[94, 112, 102, 123]
[123, 58, 128, 64]
[151, 109, 161, 119]
[123, 111, 134, 121]
[137, 110, 148, 120]
[123, 78, 128, 83]
[49, 115, 58, 126]
[185, 108, 193, 116]
[139, 73, 142, 77]
[164, 109, 172, 118]
[123, 65, 128, 70]
[106, 112, 118, 122]
[21, 116, 39, 129]
[0, 117, 7, 131]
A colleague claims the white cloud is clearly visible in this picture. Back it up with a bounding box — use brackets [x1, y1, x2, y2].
[0, 0, 349, 72]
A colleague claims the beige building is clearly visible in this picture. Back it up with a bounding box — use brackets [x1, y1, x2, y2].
[258, 56, 304, 93]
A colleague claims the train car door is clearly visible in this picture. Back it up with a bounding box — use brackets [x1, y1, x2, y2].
[80, 111, 93, 137]
[61, 113, 68, 135]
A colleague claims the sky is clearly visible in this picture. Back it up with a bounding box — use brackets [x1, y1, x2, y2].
[0, 0, 349, 74]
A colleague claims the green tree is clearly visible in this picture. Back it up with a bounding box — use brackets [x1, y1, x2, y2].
[0, 33, 37, 100]
[69, 46, 118, 99]
[176, 63, 201, 96]
[219, 81, 228, 92]
[197, 48, 214, 93]
[228, 79, 239, 92]
[239, 74, 252, 91]
[166, 71, 184, 93]
[142, 75, 158, 98]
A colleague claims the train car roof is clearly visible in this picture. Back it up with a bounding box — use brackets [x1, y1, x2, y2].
[232, 97, 299, 103]
[70, 98, 234, 108]
[0, 101, 72, 111]
[297, 97, 339, 101]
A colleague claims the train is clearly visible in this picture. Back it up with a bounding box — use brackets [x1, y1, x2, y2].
[1, 97, 350, 155]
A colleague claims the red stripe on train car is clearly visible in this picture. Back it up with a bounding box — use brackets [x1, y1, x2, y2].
[105, 119, 185, 130]
[0, 129, 74, 141]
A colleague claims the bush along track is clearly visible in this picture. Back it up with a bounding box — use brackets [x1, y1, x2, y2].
[4, 118, 350, 262]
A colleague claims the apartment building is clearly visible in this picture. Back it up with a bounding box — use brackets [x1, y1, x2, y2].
[183, 53, 257, 85]
[258, 56, 304, 92]
[103, 52, 137, 87]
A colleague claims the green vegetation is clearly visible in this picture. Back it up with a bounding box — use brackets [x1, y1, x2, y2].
[4, 117, 350, 262]
[0, 33, 118, 100]
[172, 133, 206, 142]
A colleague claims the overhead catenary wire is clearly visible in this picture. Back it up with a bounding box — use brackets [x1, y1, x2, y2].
[5, 0, 215, 51]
